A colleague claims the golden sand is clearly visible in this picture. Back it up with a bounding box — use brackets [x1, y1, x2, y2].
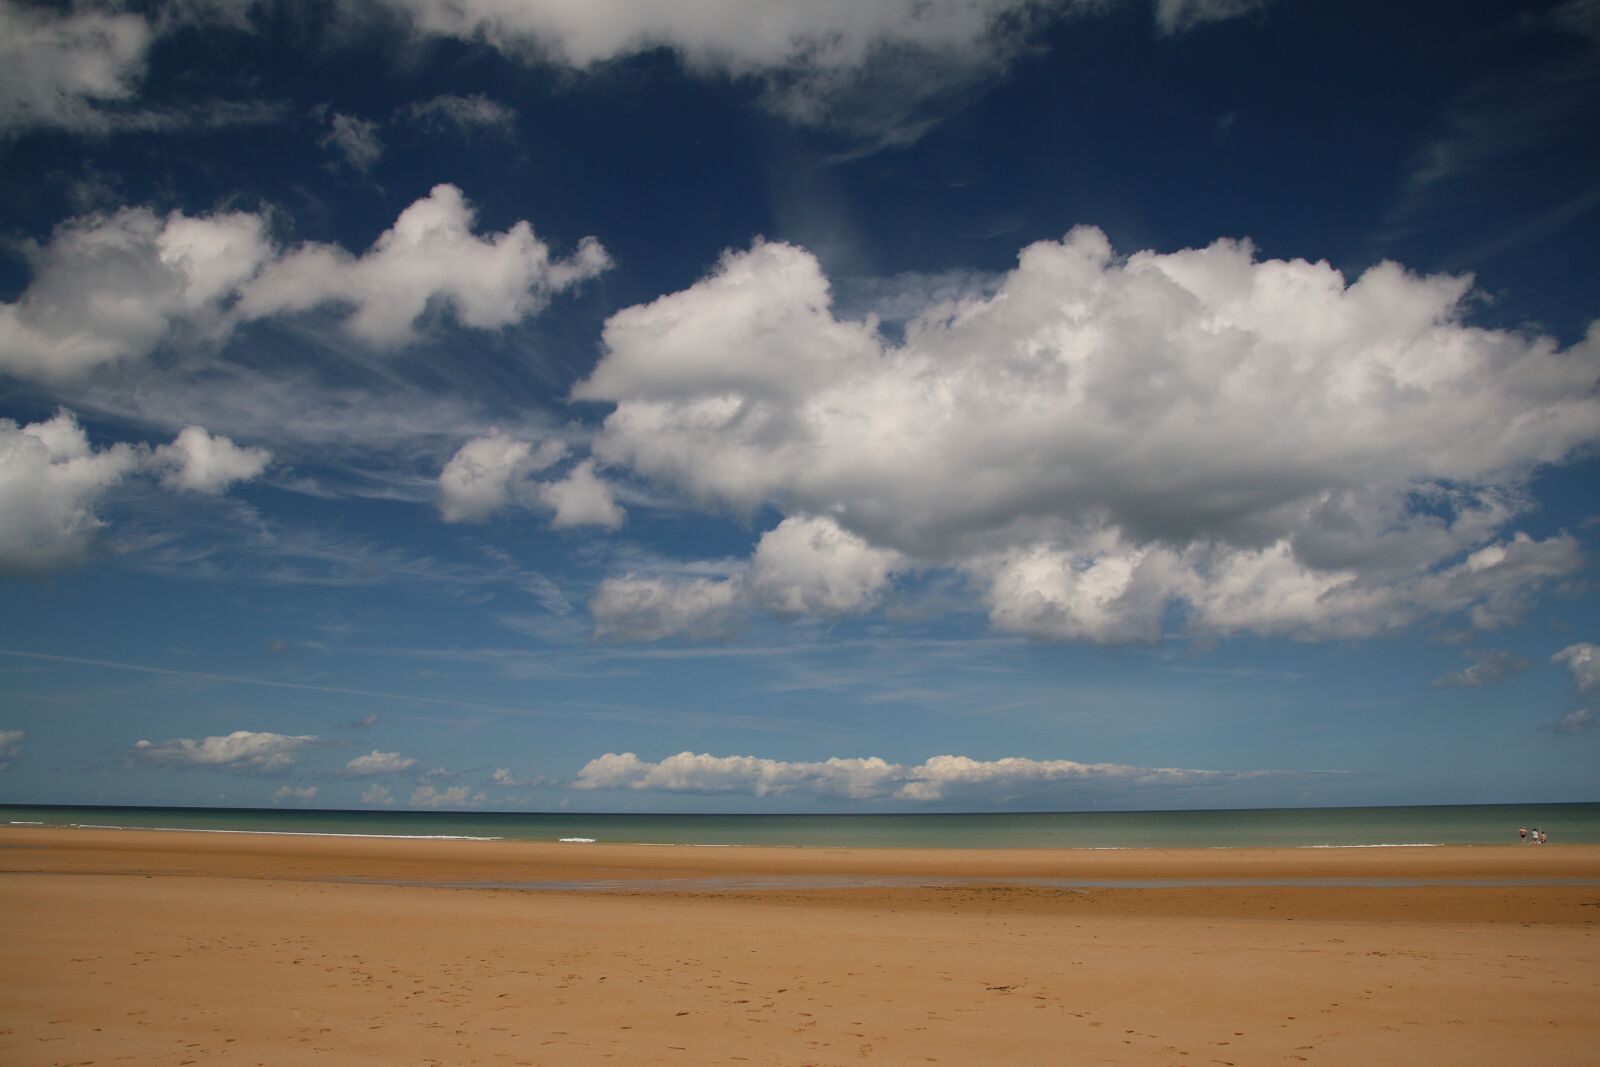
[2, 827, 1596, 1064]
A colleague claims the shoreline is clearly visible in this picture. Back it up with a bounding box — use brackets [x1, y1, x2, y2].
[8, 800, 1594, 854]
[5, 825, 1598, 879]
[2, 818, 1545, 849]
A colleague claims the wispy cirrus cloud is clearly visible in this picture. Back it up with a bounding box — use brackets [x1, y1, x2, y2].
[1154, 0, 1274, 35]
[317, 108, 383, 172]
[0, 729, 24, 770]
[1430, 648, 1530, 689]
[399, 93, 517, 137]
[1381, 9, 1600, 265]
[106, 499, 571, 613]
[1543, 708, 1595, 734]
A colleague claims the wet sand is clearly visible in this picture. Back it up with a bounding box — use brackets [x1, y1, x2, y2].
[2, 827, 1596, 1064]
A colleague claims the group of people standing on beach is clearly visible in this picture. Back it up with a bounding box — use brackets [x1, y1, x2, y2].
[1519, 826, 1549, 845]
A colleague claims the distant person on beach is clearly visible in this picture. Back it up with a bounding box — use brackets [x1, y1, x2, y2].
[1520, 827, 1528, 842]
[1532, 827, 1542, 845]
[1540, 830, 1549, 845]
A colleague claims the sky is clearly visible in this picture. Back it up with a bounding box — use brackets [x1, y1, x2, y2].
[0, 0, 1597, 814]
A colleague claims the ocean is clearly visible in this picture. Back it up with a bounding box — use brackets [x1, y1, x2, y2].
[4, 802, 1597, 849]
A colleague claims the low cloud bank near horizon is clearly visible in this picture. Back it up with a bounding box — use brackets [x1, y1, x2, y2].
[574, 749, 1304, 803]
[344, 750, 418, 776]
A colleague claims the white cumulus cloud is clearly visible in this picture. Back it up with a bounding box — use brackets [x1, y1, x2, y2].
[371, 1, 1262, 143]
[0, 185, 608, 381]
[271, 785, 319, 803]
[152, 425, 271, 494]
[361, 784, 396, 805]
[0, 2, 1276, 142]
[379, 0, 1049, 136]
[437, 430, 566, 522]
[894, 754, 1241, 802]
[409, 783, 482, 808]
[0, 205, 274, 380]
[590, 574, 746, 641]
[975, 536, 1181, 644]
[751, 515, 903, 616]
[344, 749, 418, 776]
[584, 515, 901, 639]
[0, 410, 140, 573]
[381, 0, 1033, 70]
[575, 751, 902, 799]
[0, 410, 271, 573]
[576, 232, 1600, 644]
[575, 750, 1271, 802]
[1553, 643, 1600, 693]
[538, 459, 625, 529]
[490, 767, 539, 787]
[132, 730, 319, 773]
[238, 183, 610, 347]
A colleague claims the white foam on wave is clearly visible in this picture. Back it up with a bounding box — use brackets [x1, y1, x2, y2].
[588, 841, 755, 847]
[1300, 843, 1443, 848]
[558, 837, 597, 843]
[65, 823, 501, 841]
[8, 820, 44, 825]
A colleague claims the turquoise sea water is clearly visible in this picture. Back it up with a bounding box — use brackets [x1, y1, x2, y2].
[4, 802, 1597, 849]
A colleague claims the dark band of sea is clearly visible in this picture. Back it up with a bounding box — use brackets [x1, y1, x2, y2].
[5, 803, 1598, 849]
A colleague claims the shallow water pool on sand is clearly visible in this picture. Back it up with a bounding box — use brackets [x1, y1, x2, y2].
[339, 873, 1600, 893]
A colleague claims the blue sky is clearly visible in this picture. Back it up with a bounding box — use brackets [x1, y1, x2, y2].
[1, 0, 1597, 813]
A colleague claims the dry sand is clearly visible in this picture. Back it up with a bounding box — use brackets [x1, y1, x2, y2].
[2, 827, 1596, 1065]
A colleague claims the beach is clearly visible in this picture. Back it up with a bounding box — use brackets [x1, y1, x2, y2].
[2, 827, 1597, 1064]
